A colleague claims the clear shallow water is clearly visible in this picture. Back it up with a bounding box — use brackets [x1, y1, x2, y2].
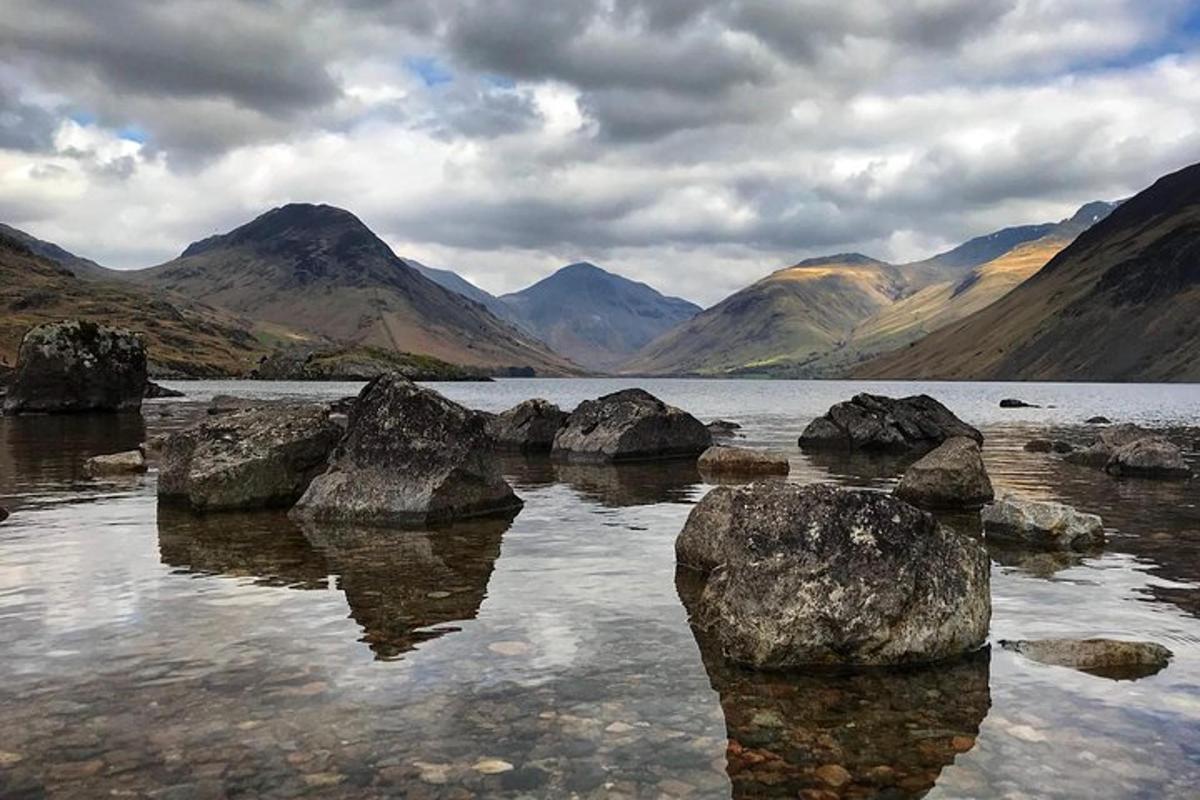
[1, 378, 1199, 799]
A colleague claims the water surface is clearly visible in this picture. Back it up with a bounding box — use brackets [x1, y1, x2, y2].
[2, 379, 1199, 798]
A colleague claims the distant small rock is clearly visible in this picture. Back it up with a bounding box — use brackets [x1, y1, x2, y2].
[552, 388, 711, 463]
[1001, 638, 1172, 680]
[3, 320, 146, 414]
[1085, 416, 1112, 424]
[488, 398, 568, 453]
[1024, 439, 1074, 454]
[697, 445, 789, 476]
[894, 437, 993, 510]
[706, 419, 741, 438]
[999, 398, 1039, 408]
[981, 494, 1104, 550]
[84, 450, 147, 477]
[0, 506, 8, 523]
[799, 393, 981, 453]
[144, 381, 185, 399]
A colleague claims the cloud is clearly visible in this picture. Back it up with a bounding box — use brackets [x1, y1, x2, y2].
[0, 0, 1198, 306]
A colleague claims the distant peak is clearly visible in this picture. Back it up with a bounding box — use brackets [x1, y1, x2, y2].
[791, 253, 886, 268]
[557, 261, 608, 276]
[180, 202, 372, 257]
[1067, 200, 1118, 225]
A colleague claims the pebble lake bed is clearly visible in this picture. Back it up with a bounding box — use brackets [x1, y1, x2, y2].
[2, 377, 1200, 799]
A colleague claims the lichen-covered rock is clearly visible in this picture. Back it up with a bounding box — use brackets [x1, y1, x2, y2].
[894, 437, 994, 510]
[84, 449, 146, 477]
[799, 393, 981, 453]
[551, 388, 711, 463]
[292, 373, 521, 525]
[697, 446, 789, 476]
[159, 405, 341, 511]
[487, 398, 568, 453]
[1001, 638, 1172, 680]
[676, 482, 990, 668]
[981, 494, 1104, 550]
[2, 320, 146, 414]
[1106, 437, 1191, 479]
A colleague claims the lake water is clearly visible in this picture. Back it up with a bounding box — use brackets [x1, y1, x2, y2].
[2, 378, 1199, 799]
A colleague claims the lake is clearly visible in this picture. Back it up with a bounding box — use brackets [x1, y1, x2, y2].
[1, 378, 1198, 799]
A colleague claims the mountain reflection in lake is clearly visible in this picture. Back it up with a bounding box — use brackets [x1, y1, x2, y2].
[1, 378, 1199, 799]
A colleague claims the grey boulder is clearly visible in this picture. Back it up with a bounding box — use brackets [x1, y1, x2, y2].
[487, 398, 568, 453]
[799, 393, 981, 453]
[697, 446, 789, 476]
[3, 320, 146, 414]
[676, 482, 990, 668]
[1065, 424, 1190, 479]
[894, 436, 994, 510]
[85, 449, 147, 477]
[552, 388, 711, 463]
[1001, 638, 1172, 680]
[159, 405, 341, 511]
[292, 374, 522, 526]
[981, 494, 1104, 550]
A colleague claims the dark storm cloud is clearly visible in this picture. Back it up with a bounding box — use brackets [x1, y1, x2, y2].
[0, 87, 59, 151]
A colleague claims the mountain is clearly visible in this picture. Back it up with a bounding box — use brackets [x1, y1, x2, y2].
[123, 204, 579, 375]
[858, 163, 1200, 381]
[0, 222, 116, 281]
[621, 254, 906, 376]
[0, 231, 270, 376]
[404, 259, 529, 331]
[496, 262, 701, 371]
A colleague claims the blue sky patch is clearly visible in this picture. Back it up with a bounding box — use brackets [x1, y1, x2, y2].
[406, 56, 453, 87]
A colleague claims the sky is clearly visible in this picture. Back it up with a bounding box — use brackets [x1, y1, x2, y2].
[1, 0, 1199, 306]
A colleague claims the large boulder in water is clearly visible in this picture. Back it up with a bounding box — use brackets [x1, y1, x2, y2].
[551, 388, 711, 463]
[798, 393, 981, 452]
[2, 320, 146, 414]
[486, 398, 568, 453]
[159, 405, 342, 511]
[1064, 423, 1190, 478]
[981, 494, 1104, 550]
[894, 436, 994, 510]
[676, 483, 990, 668]
[292, 374, 522, 525]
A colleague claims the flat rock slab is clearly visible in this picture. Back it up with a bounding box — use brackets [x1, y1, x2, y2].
[552, 388, 711, 463]
[981, 494, 1104, 550]
[697, 446, 789, 475]
[1001, 638, 1172, 680]
[894, 436, 994, 510]
[799, 393, 981, 453]
[676, 482, 990, 668]
[159, 405, 341, 511]
[84, 450, 147, 477]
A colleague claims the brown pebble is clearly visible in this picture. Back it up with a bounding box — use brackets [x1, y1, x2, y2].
[951, 735, 976, 753]
[815, 764, 852, 788]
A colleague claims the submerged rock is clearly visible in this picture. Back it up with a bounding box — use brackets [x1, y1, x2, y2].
[487, 398, 568, 453]
[2, 320, 146, 414]
[676, 483, 990, 668]
[292, 374, 522, 525]
[0, 506, 8, 523]
[1085, 416, 1112, 424]
[894, 436, 993, 510]
[551, 388, 711, 463]
[1001, 638, 1172, 680]
[1024, 439, 1074, 454]
[697, 446, 789, 476]
[1000, 398, 1039, 408]
[144, 381, 185, 399]
[707, 419, 741, 438]
[159, 405, 341, 511]
[981, 494, 1104, 550]
[84, 449, 147, 477]
[798, 393, 981, 453]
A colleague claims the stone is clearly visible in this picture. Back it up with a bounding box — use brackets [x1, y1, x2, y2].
[697, 446, 789, 476]
[0, 506, 9, 523]
[84, 449, 147, 477]
[707, 419, 741, 437]
[798, 393, 981, 453]
[1024, 439, 1074, 454]
[1106, 437, 1191, 479]
[814, 764, 852, 788]
[487, 398, 568, 453]
[999, 398, 1039, 408]
[472, 758, 514, 775]
[893, 436, 994, 510]
[552, 388, 711, 463]
[292, 373, 522, 525]
[981, 494, 1104, 550]
[1086, 416, 1112, 424]
[159, 405, 341, 511]
[2, 320, 146, 414]
[676, 483, 990, 668]
[1001, 638, 1172, 680]
[144, 380, 185, 398]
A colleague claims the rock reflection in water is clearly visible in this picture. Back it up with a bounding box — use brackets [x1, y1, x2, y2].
[678, 569, 991, 799]
[553, 460, 702, 507]
[300, 513, 514, 660]
[796, 447, 918, 489]
[156, 507, 331, 590]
